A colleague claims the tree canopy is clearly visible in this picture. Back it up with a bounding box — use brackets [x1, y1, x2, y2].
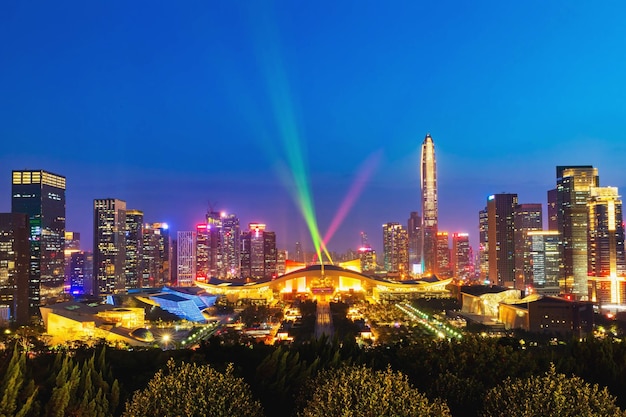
[123, 359, 263, 417]
[482, 364, 626, 417]
[298, 365, 451, 417]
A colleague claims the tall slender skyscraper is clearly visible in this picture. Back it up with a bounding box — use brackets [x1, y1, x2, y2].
[12, 170, 66, 316]
[94, 199, 126, 295]
[0, 213, 29, 325]
[556, 165, 599, 297]
[382, 222, 409, 280]
[125, 210, 144, 289]
[420, 134, 438, 275]
[407, 211, 422, 274]
[487, 193, 518, 287]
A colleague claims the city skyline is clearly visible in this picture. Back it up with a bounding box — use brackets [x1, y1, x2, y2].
[2, 3, 626, 254]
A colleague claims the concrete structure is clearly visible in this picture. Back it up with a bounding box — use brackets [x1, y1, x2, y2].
[420, 134, 438, 275]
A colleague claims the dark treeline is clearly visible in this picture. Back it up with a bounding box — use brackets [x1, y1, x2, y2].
[2, 334, 626, 416]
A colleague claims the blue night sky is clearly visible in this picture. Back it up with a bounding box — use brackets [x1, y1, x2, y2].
[2, 1, 626, 256]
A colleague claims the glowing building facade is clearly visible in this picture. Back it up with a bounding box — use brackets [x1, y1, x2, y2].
[587, 187, 626, 307]
[556, 165, 599, 298]
[220, 213, 241, 279]
[382, 222, 409, 280]
[407, 211, 422, 274]
[142, 223, 170, 287]
[94, 198, 127, 295]
[241, 223, 277, 280]
[12, 170, 66, 316]
[0, 213, 30, 325]
[420, 134, 438, 275]
[479, 209, 489, 280]
[124, 210, 143, 289]
[177, 231, 196, 286]
[527, 231, 560, 296]
[514, 203, 543, 291]
[487, 193, 518, 288]
[452, 232, 471, 279]
[436, 232, 451, 278]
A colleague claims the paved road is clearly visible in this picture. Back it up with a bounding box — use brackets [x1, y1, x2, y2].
[315, 301, 334, 339]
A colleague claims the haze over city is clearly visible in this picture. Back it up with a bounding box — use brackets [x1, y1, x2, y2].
[2, 2, 626, 254]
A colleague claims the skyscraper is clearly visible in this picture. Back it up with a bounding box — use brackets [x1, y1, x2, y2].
[556, 165, 599, 297]
[487, 193, 518, 287]
[241, 223, 277, 280]
[478, 209, 489, 280]
[177, 231, 196, 286]
[514, 203, 543, 291]
[587, 187, 625, 278]
[0, 213, 29, 325]
[142, 223, 170, 287]
[125, 210, 144, 289]
[420, 134, 438, 275]
[436, 232, 451, 278]
[94, 198, 126, 295]
[527, 231, 560, 296]
[382, 222, 409, 280]
[221, 213, 241, 279]
[452, 232, 471, 279]
[407, 211, 422, 274]
[12, 170, 66, 316]
[206, 211, 222, 278]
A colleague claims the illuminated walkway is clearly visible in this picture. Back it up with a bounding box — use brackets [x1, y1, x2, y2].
[315, 301, 334, 338]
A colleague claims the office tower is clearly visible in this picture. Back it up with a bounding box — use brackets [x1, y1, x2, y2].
[206, 211, 222, 278]
[487, 193, 518, 287]
[436, 232, 451, 278]
[0, 213, 29, 325]
[196, 223, 210, 281]
[514, 203, 543, 291]
[527, 231, 560, 296]
[382, 222, 409, 279]
[358, 246, 376, 273]
[170, 239, 178, 285]
[177, 231, 196, 286]
[556, 166, 599, 297]
[588, 187, 626, 306]
[241, 223, 277, 280]
[142, 223, 170, 287]
[547, 189, 558, 231]
[125, 210, 144, 289]
[420, 134, 438, 275]
[69, 251, 93, 296]
[12, 170, 66, 315]
[294, 241, 304, 263]
[221, 213, 241, 279]
[478, 209, 489, 280]
[94, 198, 127, 295]
[452, 233, 471, 279]
[64, 231, 81, 290]
[407, 211, 422, 274]
[277, 250, 287, 276]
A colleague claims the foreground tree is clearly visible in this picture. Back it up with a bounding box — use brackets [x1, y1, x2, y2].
[482, 364, 626, 417]
[298, 365, 451, 417]
[123, 359, 263, 417]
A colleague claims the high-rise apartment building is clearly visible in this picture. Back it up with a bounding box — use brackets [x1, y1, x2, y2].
[420, 134, 438, 275]
[94, 198, 127, 295]
[487, 193, 518, 287]
[177, 231, 196, 286]
[382, 222, 409, 280]
[452, 232, 471, 279]
[125, 210, 144, 289]
[142, 223, 170, 287]
[12, 170, 66, 315]
[0, 213, 30, 325]
[407, 211, 422, 274]
[527, 231, 560, 296]
[556, 166, 599, 297]
[514, 203, 543, 291]
[241, 223, 277, 280]
[478, 209, 489, 280]
[436, 232, 451, 278]
[221, 213, 240, 279]
[587, 186, 626, 306]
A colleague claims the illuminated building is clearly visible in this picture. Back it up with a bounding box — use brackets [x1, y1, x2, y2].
[241, 223, 277, 280]
[487, 193, 518, 287]
[294, 241, 304, 264]
[220, 213, 241, 279]
[69, 251, 93, 295]
[64, 231, 80, 290]
[547, 188, 558, 231]
[142, 223, 170, 287]
[12, 170, 66, 316]
[382, 222, 409, 280]
[420, 134, 438, 275]
[479, 209, 489, 280]
[0, 213, 29, 325]
[407, 211, 422, 273]
[94, 198, 126, 295]
[205, 211, 222, 278]
[436, 232, 451, 278]
[177, 231, 196, 286]
[196, 224, 209, 281]
[514, 203, 543, 291]
[526, 231, 560, 296]
[556, 165, 599, 298]
[277, 250, 287, 276]
[451, 233, 470, 279]
[587, 187, 626, 307]
[124, 210, 143, 289]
